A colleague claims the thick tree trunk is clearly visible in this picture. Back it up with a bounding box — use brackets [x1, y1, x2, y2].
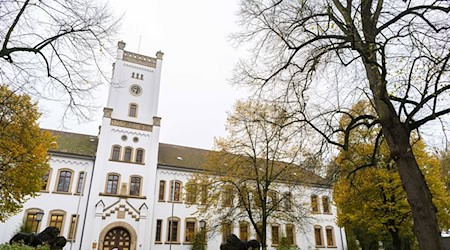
[364, 64, 443, 249]
[389, 229, 402, 250]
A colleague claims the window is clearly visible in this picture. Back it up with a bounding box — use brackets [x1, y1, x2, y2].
[131, 72, 135, 78]
[283, 192, 292, 211]
[129, 176, 142, 196]
[111, 145, 121, 161]
[155, 219, 163, 242]
[41, 170, 51, 191]
[268, 191, 279, 210]
[135, 149, 144, 163]
[106, 174, 120, 194]
[124, 147, 133, 162]
[286, 224, 295, 246]
[271, 224, 280, 245]
[167, 217, 180, 242]
[222, 221, 233, 241]
[140, 74, 143, 80]
[56, 170, 72, 192]
[24, 209, 43, 233]
[322, 196, 330, 214]
[253, 191, 262, 208]
[326, 226, 335, 246]
[256, 223, 263, 243]
[185, 219, 196, 243]
[311, 195, 319, 213]
[200, 185, 208, 204]
[68, 215, 78, 240]
[238, 187, 249, 207]
[48, 210, 66, 236]
[158, 181, 166, 201]
[186, 183, 197, 203]
[222, 186, 234, 207]
[239, 222, 249, 241]
[76, 172, 85, 194]
[129, 103, 137, 117]
[169, 180, 182, 202]
[314, 225, 324, 246]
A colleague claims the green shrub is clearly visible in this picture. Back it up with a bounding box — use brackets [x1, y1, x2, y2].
[190, 231, 207, 250]
[0, 242, 50, 250]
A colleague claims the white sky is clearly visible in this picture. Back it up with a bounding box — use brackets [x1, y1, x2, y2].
[39, 0, 249, 150]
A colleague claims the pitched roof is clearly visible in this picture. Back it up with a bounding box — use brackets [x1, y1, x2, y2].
[158, 143, 209, 171]
[45, 129, 98, 157]
[45, 130, 329, 186]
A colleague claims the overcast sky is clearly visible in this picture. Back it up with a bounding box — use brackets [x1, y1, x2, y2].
[39, 0, 249, 150]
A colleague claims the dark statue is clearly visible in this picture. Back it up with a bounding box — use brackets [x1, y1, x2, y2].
[10, 226, 67, 249]
[220, 234, 261, 250]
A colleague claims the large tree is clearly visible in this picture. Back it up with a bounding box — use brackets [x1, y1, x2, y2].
[188, 100, 321, 249]
[233, 1, 450, 248]
[0, 0, 119, 120]
[0, 85, 54, 221]
[333, 101, 450, 249]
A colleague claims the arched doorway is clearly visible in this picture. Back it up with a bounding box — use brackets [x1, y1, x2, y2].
[103, 227, 131, 250]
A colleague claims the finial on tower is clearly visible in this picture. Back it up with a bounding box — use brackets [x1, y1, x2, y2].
[156, 51, 164, 60]
[118, 41, 126, 50]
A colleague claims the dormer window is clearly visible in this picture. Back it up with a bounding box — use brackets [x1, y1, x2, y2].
[129, 103, 138, 117]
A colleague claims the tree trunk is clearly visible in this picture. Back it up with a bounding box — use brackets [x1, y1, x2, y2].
[389, 229, 402, 250]
[364, 64, 444, 249]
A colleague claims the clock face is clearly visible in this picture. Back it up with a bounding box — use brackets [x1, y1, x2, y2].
[130, 85, 142, 96]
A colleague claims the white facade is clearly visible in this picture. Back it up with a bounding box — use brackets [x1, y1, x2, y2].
[0, 42, 347, 250]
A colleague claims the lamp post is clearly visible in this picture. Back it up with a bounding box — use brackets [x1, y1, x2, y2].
[35, 211, 44, 233]
[198, 219, 206, 250]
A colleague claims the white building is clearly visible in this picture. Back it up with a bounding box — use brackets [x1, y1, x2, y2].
[0, 42, 347, 250]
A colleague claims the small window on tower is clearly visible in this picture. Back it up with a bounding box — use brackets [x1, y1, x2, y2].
[140, 74, 144, 80]
[131, 72, 135, 78]
[129, 103, 138, 117]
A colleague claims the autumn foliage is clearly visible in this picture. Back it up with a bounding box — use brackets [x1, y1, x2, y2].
[333, 101, 450, 249]
[0, 85, 54, 221]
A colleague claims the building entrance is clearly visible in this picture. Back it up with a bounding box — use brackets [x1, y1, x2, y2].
[103, 227, 131, 250]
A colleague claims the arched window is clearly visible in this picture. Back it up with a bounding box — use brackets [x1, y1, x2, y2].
[41, 168, 52, 191]
[129, 103, 138, 117]
[268, 190, 279, 210]
[286, 224, 295, 246]
[222, 186, 234, 207]
[167, 217, 180, 243]
[129, 176, 142, 196]
[222, 221, 233, 242]
[311, 195, 319, 213]
[158, 180, 166, 201]
[169, 180, 182, 202]
[184, 218, 197, 243]
[106, 174, 120, 194]
[271, 224, 280, 245]
[24, 208, 44, 233]
[48, 210, 66, 236]
[56, 169, 73, 192]
[314, 225, 324, 247]
[185, 183, 197, 203]
[124, 147, 133, 162]
[140, 74, 144, 80]
[131, 72, 135, 78]
[322, 196, 330, 214]
[283, 192, 292, 211]
[135, 149, 144, 163]
[76, 171, 85, 194]
[111, 145, 121, 161]
[325, 226, 335, 247]
[239, 222, 250, 241]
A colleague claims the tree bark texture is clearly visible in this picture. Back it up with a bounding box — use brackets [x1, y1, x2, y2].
[364, 64, 443, 249]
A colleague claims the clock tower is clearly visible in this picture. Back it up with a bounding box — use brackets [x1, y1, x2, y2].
[81, 41, 164, 250]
